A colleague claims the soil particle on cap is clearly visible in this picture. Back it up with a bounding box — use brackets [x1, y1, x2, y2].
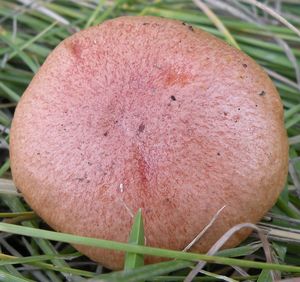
[151, 23, 160, 27]
[138, 123, 145, 133]
[188, 25, 194, 32]
[259, 90, 266, 96]
[170, 95, 176, 101]
[143, 22, 149, 25]
[224, 112, 228, 116]
[76, 177, 84, 182]
[217, 152, 221, 156]
[103, 131, 109, 137]
[182, 22, 186, 26]
[242, 63, 247, 68]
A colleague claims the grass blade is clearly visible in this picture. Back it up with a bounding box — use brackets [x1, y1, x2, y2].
[0, 269, 35, 282]
[124, 208, 145, 270]
[0, 222, 300, 273]
[90, 260, 193, 282]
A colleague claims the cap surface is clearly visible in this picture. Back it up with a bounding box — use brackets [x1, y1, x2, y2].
[10, 16, 288, 269]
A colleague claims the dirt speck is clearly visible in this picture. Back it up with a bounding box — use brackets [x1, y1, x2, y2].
[242, 64, 247, 68]
[170, 95, 176, 101]
[259, 90, 266, 96]
[138, 123, 145, 133]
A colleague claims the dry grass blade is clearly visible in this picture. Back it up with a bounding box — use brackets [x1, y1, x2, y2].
[0, 178, 21, 196]
[198, 269, 239, 282]
[193, 0, 240, 49]
[289, 161, 300, 198]
[208, 0, 300, 88]
[274, 37, 300, 88]
[0, 0, 300, 281]
[184, 223, 277, 282]
[238, 0, 300, 37]
[182, 205, 226, 252]
[17, 0, 70, 25]
[265, 69, 299, 91]
[259, 224, 300, 243]
[204, 0, 258, 24]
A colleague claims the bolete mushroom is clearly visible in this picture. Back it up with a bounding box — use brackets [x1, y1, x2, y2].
[10, 16, 289, 270]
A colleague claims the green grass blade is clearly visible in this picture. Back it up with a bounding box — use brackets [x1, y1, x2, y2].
[0, 196, 64, 282]
[257, 269, 272, 282]
[277, 196, 300, 219]
[1, 265, 25, 280]
[8, 21, 57, 61]
[93, 0, 130, 25]
[286, 115, 300, 129]
[216, 243, 261, 257]
[0, 159, 10, 177]
[124, 208, 145, 270]
[0, 82, 20, 102]
[91, 260, 193, 282]
[84, 0, 106, 28]
[0, 253, 80, 266]
[149, 275, 259, 281]
[0, 222, 300, 273]
[0, 269, 35, 282]
[285, 104, 300, 120]
[0, 36, 38, 73]
[0, 212, 35, 218]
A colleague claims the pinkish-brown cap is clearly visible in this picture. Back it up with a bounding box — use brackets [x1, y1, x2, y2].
[10, 16, 288, 269]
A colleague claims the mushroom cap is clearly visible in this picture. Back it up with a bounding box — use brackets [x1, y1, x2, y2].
[10, 16, 288, 270]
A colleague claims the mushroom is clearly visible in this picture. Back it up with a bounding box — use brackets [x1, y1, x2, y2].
[10, 16, 289, 270]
